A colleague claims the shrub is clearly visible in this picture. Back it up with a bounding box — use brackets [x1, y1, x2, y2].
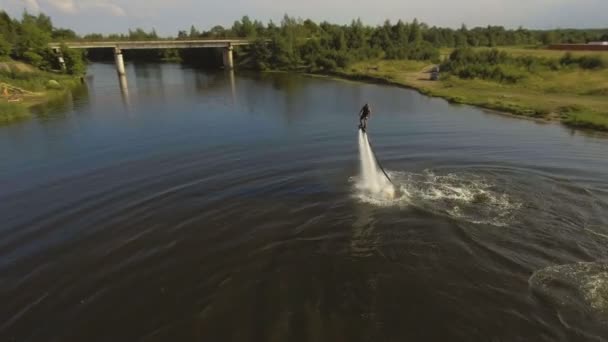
[578, 55, 605, 69]
[60, 45, 86, 75]
[560, 53, 605, 70]
[0, 33, 11, 57]
[316, 56, 337, 70]
[22, 51, 44, 68]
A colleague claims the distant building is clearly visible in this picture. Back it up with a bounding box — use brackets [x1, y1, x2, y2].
[588, 41, 608, 46]
[430, 71, 439, 81]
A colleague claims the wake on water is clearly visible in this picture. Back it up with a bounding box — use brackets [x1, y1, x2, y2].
[354, 129, 521, 226]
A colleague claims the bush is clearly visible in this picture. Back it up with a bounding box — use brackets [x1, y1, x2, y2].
[445, 48, 510, 67]
[0, 33, 11, 57]
[560, 53, 605, 70]
[578, 55, 605, 69]
[46, 79, 61, 89]
[60, 45, 86, 74]
[22, 51, 44, 67]
[316, 56, 337, 70]
[449, 63, 525, 84]
[385, 42, 439, 61]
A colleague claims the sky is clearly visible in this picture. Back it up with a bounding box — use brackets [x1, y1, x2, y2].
[1, 0, 607, 36]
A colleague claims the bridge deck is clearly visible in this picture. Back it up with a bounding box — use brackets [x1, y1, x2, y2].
[49, 39, 252, 50]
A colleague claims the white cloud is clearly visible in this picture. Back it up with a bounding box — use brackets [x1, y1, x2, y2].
[46, 0, 76, 14]
[9, 0, 43, 12]
[25, 0, 41, 12]
[82, 2, 126, 17]
[37, 0, 127, 16]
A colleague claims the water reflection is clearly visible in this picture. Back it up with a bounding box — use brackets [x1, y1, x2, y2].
[229, 70, 236, 104]
[133, 63, 165, 98]
[118, 74, 131, 109]
[350, 204, 379, 257]
[30, 83, 89, 119]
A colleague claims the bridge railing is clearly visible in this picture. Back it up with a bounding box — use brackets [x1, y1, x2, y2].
[49, 39, 253, 49]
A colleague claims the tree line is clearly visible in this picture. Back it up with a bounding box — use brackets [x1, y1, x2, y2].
[80, 15, 608, 71]
[0, 11, 85, 74]
[2, 10, 607, 73]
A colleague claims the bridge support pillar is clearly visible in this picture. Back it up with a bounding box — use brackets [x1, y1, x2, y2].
[222, 45, 234, 69]
[114, 47, 126, 76]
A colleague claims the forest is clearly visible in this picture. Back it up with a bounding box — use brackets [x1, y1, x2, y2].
[2, 11, 607, 73]
[0, 11, 84, 74]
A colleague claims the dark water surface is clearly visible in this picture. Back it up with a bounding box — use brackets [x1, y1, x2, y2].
[1, 63, 607, 341]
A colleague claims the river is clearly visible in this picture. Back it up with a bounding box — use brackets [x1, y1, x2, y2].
[1, 62, 607, 341]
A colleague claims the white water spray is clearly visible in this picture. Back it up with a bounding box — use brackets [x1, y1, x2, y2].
[358, 130, 395, 198]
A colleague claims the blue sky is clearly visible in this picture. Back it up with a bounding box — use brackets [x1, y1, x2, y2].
[1, 0, 607, 35]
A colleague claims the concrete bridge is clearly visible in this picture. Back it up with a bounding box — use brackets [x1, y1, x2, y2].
[49, 39, 253, 75]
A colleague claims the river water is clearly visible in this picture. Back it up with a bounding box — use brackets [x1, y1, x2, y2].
[1, 63, 607, 341]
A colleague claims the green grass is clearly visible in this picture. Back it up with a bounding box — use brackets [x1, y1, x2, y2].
[334, 50, 608, 131]
[0, 102, 30, 124]
[0, 60, 83, 125]
[0, 69, 81, 92]
[563, 111, 608, 130]
[442, 46, 608, 61]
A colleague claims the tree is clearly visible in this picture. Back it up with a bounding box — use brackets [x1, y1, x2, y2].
[0, 33, 12, 56]
[205, 25, 227, 38]
[541, 31, 557, 45]
[332, 29, 346, 51]
[409, 18, 423, 44]
[52, 28, 77, 40]
[347, 18, 366, 50]
[371, 22, 393, 50]
[84, 33, 104, 40]
[61, 44, 86, 74]
[0, 11, 18, 45]
[300, 38, 322, 67]
[240, 16, 256, 38]
[14, 19, 51, 59]
[189, 25, 200, 38]
[128, 28, 157, 40]
[249, 38, 271, 69]
[34, 13, 53, 33]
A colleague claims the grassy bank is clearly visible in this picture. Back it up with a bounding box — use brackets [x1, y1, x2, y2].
[0, 102, 29, 124]
[0, 61, 82, 125]
[332, 49, 608, 131]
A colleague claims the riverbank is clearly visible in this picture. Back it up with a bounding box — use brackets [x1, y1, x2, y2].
[0, 61, 83, 125]
[324, 58, 608, 131]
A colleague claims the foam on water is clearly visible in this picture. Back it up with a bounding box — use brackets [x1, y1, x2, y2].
[530, 262, 608, 324]
[353, 159, 521, 225]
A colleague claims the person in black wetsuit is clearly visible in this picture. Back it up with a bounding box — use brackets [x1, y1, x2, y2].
[359, 103, 371, 131]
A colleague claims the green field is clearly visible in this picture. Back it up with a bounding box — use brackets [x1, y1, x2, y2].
[1, 61, 82, 124]
[338, 48, 608, 131]
[440, 46, 608, 60]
